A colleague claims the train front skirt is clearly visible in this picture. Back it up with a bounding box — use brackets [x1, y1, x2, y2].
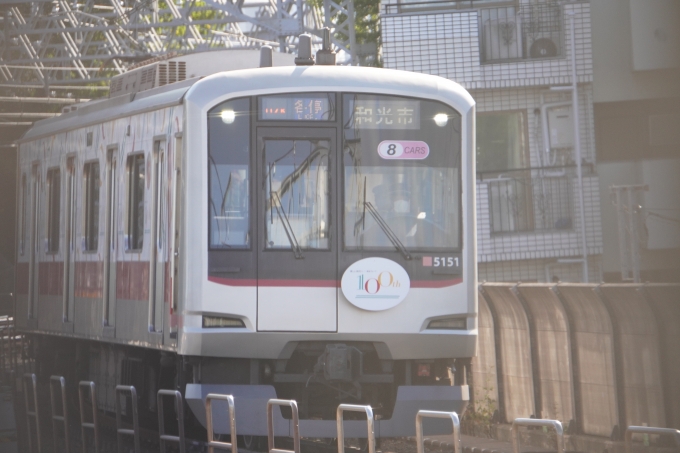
[185, 383, 469, 437]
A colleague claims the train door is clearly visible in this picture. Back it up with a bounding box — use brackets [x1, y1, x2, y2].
[27, 163, 40, 326]
[170, 135, 182, 343]
[148, 139, 165, 342]
[62, 157, 76, 330]
[256, 128, 337, 332]
[103, 148, 117, 335]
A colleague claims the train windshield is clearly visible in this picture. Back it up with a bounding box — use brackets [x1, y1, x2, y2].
[343, 94, 461, 252]
[207, 93, 461, 254]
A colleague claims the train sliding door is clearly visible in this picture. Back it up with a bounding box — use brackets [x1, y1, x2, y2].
[256, 128, 337, 332]
[148, 140, 165, 343]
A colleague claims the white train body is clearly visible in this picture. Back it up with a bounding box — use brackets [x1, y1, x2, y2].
[15, 50, 477, 438]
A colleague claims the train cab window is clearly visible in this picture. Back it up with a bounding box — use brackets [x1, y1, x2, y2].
[46, 167, 61, 253]
[83, 161, 100, 252]
[342, 94, 462, 251]
[126, 154, 145, 251]
[208, 97, 251, 249]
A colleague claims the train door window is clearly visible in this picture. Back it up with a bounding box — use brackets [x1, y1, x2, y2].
[149, 141, 165, 335]
[46, 167, 61, 253]
[29, 164, 41, 319]
[263, 138, 330, 250]
[104, 148, 118, 328]
[172, 136, 182, 312]
[63, 157, 76, 323]
[84, 161, 100, 252]
[126, 153, 145, 251]
[154, 141, 165, 251]
[208, 97, 251, 249]
[19, 173, 27, 255]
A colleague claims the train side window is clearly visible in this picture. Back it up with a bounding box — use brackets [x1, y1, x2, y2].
[126, 153, 145, 251]
[46, 167, 61, 253]
[83, 161, 100, 252]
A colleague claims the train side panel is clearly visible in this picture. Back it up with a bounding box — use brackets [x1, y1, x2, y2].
[15, 103, 184, 351]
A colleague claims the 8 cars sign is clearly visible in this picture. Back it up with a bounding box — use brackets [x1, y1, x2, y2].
[341, 257, 411, 311]
[377, 140, 429, 160]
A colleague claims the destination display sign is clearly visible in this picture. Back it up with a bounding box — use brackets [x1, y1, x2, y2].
[351, 99, 420, 129]
[260, 95, 332, 121]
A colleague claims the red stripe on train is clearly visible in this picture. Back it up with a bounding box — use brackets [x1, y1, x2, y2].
[208, 276, 463, 288]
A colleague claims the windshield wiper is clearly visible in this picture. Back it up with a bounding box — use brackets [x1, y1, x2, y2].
[364, 202, 412, 260]
[270, 191, 304, 259]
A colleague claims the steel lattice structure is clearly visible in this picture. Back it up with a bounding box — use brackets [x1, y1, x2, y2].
[0, 0, 356, 87]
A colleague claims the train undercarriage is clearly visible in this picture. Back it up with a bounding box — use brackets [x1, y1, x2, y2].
[26, 335, 470, 439]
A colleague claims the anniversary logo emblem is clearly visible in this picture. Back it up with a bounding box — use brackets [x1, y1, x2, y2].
[341, 257, 411, 311]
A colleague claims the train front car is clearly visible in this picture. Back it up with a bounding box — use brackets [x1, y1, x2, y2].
[181, 65, 477, 438]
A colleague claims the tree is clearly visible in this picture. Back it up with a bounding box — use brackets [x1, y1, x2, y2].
[310, 0, 382, 66]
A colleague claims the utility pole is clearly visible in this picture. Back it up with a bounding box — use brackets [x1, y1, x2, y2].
[610, 184, 648, 283]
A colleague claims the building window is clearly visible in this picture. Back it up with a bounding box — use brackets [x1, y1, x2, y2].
[477, 111, 533, 233]
[46, 168, 61, 253]
[477, 111, 528, 172]
[126, 154, 145, 251]
[84, 162, 100, 251]
[480, 2, 563, 63]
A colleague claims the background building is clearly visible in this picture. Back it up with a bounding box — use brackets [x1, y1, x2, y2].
[590, 0, 680, 282]
[381, 0, 603, 282]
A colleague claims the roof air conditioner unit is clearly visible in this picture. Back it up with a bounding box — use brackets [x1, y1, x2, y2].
[483, 17, 523, 62]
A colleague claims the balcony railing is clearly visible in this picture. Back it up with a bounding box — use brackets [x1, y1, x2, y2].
[383, 0, 506, 15]
[480, 2, 563, 63]
[478, 165, 594, 235]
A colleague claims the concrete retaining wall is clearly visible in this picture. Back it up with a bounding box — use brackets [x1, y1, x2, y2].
[473, 283, 680, 438]
[598, 285, 665, 429]
[472, 291, 499, 409]
[480, 284, 534, 423]
[516, 284, 574, 423]
[643, 285, 680, 429]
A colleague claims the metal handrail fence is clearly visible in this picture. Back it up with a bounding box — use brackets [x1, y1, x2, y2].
[206, 393, 237, 453]
[49, 376, 70, 453]
[512, 418, 564, 453]
[267, 399, 300, 453]
[336, 404, 375, 453]
[416, 410, 461, 453]
[157, 389, 186, 453]
[625, 426, 680, 453]
[79, 381, 101, 453]
[115, 385, 141, 453]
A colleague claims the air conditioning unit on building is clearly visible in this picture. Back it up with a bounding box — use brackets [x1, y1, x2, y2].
[483, 17, 523, 61]
[525, 31, 561, 59]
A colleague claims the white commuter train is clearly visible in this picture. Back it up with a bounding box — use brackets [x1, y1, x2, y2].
[14, 42, 477, 439]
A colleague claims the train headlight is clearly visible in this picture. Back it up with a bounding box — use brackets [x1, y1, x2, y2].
[220, 110, 236, 124]
[427, 317, 466, 330]
[202, 316, 245, 328]
[433, 113, 449, 127]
